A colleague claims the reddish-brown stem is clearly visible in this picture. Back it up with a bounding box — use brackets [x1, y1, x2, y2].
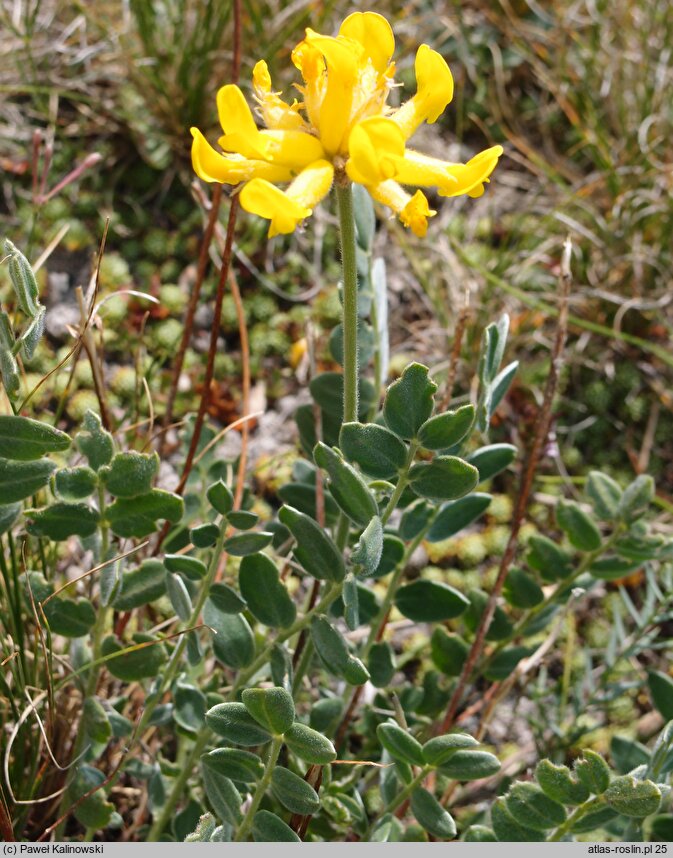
[161, 183, 223, 446]
[436, 239, 573, 734]
[439, 287, 470, 410]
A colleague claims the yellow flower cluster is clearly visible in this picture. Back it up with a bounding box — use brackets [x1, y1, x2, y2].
[191, 12, 503, 238]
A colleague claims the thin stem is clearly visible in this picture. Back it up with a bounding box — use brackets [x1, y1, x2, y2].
[364, 766, 430, 839]
[548, 796, 603, 841]
[335, 183, 359, 425]
[234, 737, 283, 842]
[437, 241, 573, 733]
[147, 730, 210, 841]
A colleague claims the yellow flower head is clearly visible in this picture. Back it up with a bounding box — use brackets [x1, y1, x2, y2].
[191, 12, 503, 238]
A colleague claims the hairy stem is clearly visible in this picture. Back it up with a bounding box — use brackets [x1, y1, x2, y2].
[335, 183, 359, 425]
[234, 737, 283, 842]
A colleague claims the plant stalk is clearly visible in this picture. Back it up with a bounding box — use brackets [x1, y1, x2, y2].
[335, 182, 359, 425]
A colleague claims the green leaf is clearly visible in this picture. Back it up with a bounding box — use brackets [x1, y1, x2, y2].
[0, 457, 55, 502]
[339, 422, 407, 479]
[5, 239, 40, 316]
[205, 703, 272, 746]
[556, 500, 601, 551]
[43, 597, 96, 637]
[604, 775, 661, 818]
[484, 646, 532, 681]
[369, 641, 395, 687]
[651, 815, 673, 842]
[351, 515, 384, 576]
[107, 490, 184, 538]
[201, 766, 242, 826]
[0, 502, 20, 535]
[82, 697, 112, 744]
[371, 534, 405, 579]
[479, 315, 509, 385]
[527, 535, 573, 581]
[55, 466, 97, 500]
[242, 687, 295, 735]
[271, 767, 320, 815]
[252, 810, 301, 843]
[589, 556, 641, 580]
[417, 404, 474, 451]
[648, 671, 673, 721]
[343, 654, 370, 685]
[535, 760, 590, 805]
[430, 628, 469, 676]
[463, 588, 514, 641]
[166, 572, 192, 621]
[182, 808, 214, 842]
[190, 523, 220, 547]
[311, 614, 349, 676]
[239, 553, 296, 628]
[610, 736, 650, 775]
[342, 574, 359, 630]
[101, 633, 166, 681]
[164, 554, 207, 580]
[491, 797, 539, 842]
[463, 825, 497, 842]
[206, 479, 234, 515]
[618, 474, 654, 522]
[439, 750, 501, 780]
[377, 722, 425, 766]
[575, 750, 611, 795]
[503, 568, 544, 608]
[173, 682, 207, 733]
[330, 321, 376, 367]
[570, 805, 618, 833]
[76, 410, 114, 471]
[505, 782, 566, 830]
[467, 444, 517, 483]
[313, 442, 378, 526]
[309, 371, 377, 420]
[203, 600, 255, 669]
[295, 404, 341, 457]
[310, 698, 344, 734]
[383, 363, 437, 440]
[223, 531, 273, 556]
[400, 500, 434, 540]
[202, 748, 264, 782]
[408, 456, 479, 501]
[113, 560, 166, 610]
[26, 502, 99, 540]
[0, 415, 70, 460]
[208, 582, 247, 614]
[101, 451, 159, 497]
[411, 788, 456, 839]
[586, 471, 622, 520]
[0, 345, 20, 397]
[395, 580, 469, 622]
[284, 722, 337, 764]
[98, 561, 122, 608]
[227, 510, 259, 530]
[353, 181, 375, 249]
[279, 505, 345, 582]
[67, 765, 114, 830]
[277, 482, 340, 524]
[422, 734, 479, 767]
[426, 494, 492, 543]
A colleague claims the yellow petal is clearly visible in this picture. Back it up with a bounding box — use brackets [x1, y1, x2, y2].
[390, 45, 454, 140]
[218, 129, 325, 170]
[438, 145, 503, 197]
[190, 128, 293, 185]
[339, 12, 394, 74]
[304, 30, 362, 154]
[368, 180, 436, 237]
[291, 40, 325, 131]
[252, 60, 306, 131]
[391, 145, 503, 197]
[216, 85, 260, 140]
[346, 117, 405, 185]
[240, 159, 334, 237]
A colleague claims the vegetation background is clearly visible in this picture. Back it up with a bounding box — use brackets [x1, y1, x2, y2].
[1, 0, 672, 844]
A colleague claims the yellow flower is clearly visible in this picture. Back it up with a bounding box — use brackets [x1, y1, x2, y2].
[191, 12, 503, 238]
